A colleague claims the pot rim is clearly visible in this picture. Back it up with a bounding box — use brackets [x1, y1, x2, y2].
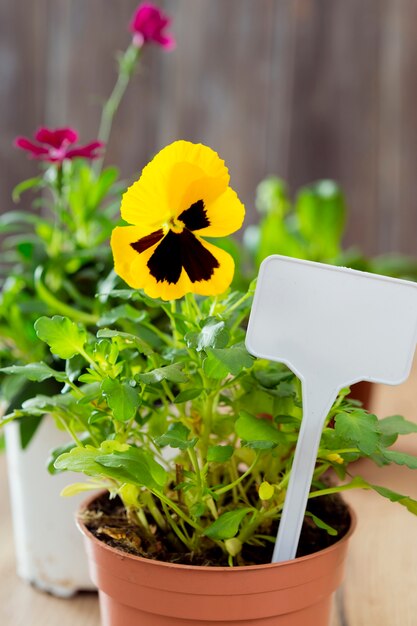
[77, 489, 357, 573]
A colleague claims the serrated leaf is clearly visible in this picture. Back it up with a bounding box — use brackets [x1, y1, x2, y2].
[372, 484, 417, 515]
[0, 362, 67, 383]
[236, 411, 282, 449]
[207, 445, 234, 463]
[185, 318, 229, 351]
[96, 329, 153, 355]
[35, 316, 87, 359]
[138, 364, 188, 384]
[381, 449, 417, 470]
[203, 508, 252, 540]
[174, 388, 203, 403]
[155, 423, 198, 450]
[334, 410, 380, 455]
[101, 378, 141, 422]
[203, 344, 253, 379]
[379, 415, 417, 436]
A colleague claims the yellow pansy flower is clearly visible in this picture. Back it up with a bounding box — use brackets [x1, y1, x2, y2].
[111, 141, 245, 300]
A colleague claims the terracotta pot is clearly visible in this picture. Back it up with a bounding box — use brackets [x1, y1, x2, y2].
[77, 493, 356, 626]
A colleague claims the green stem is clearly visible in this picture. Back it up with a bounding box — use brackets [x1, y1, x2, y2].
[161, 500, 193, 551]
[34, 267, 98, 325]
[215, 452, 260, 495]
[188, 447, 203, 493]
[152, 491, 203, 532]
[94, 45, 141, 174]
[308, 480, 369, 500]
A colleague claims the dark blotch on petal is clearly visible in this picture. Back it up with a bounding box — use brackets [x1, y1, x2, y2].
[147, 230, 182, 284]
[147, 229, 219, 284]
[130, 229, 164, 253]
[178, 200, 210, 231]
[181, 230, 219, 283]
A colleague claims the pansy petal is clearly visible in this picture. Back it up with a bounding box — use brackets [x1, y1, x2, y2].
[120, 141, 229, 227]
[111, 225, 164, 290]
[190, 187, 245, 238]
[190, 238, 235, 296]
[143, 235, 235, 300]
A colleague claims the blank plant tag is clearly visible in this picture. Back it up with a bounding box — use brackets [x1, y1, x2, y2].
[245, 255, 417, 562]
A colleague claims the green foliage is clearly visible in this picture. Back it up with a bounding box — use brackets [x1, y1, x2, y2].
[101, 378, 141, 422]
[155, 423, 198, 450]
[334, 410, 381, 455]
[0, 362, 67, 383]
[236, 410, 283, 449]
[203, 508, 252, 540]
[207, 445, 234, 463]
[34, 316, 87, 359]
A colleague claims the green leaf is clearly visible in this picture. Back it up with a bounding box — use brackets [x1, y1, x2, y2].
[138, 364, 188, 384]
[12, 177, 42, 202]
[381, 449, 417, 470]
[101, 378, 141, 422]
[235, 411, 283, 449]
[47, 436, 91, 474]
[0, 362, 67, 383]
[203, 344, 253, 379]
[174, 388, 203, 403]
[97, 305, 146, 327]
[35, 316, 87, 359]
[155, 423, 198, 450]
[295, 180, 345, 259]
[203, 508, 252, 540]
[55, 442, 166, 491]
[97, 329, 153, 356]
[185, 318, 230, 351]
[96, 446, 166, 491]
[253, 368, 293, 388]
[334, 410, 381, 455]
[372, 485, 417, 515]
[305, 512, 338, 536]
[207, 445, 234, 463]
[379, 415, 417, 436]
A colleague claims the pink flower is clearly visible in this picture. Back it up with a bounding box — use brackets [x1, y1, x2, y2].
[129, 3, 175, 51]
[14, 127, 104, 164]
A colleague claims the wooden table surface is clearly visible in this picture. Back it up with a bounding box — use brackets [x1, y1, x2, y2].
[1, 359, 417, 626]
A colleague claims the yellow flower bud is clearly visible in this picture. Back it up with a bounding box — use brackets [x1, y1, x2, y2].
[259, 481, 274, 501]
[326, 453, 344, 465]
[225, 538, 242, 557]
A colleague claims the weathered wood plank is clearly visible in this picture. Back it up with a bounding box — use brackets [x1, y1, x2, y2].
[1, 0, 416, 256]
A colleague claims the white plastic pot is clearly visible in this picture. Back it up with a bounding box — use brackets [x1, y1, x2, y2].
[5, 416, 95, 597]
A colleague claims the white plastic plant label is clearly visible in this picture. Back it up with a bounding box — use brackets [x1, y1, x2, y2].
[245, 255, 417, 562]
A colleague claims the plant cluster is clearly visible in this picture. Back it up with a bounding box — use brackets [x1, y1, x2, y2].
[3, 141, 417, 567]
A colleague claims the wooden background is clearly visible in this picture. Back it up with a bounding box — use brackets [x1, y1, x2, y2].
[1, 0, 416, 256]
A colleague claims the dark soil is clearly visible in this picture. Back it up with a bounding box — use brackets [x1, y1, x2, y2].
[81, 491, 351, 567]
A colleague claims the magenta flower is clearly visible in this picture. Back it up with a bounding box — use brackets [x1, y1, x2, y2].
[129, 3, 175, 51]
[14, 127, 104, 164]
